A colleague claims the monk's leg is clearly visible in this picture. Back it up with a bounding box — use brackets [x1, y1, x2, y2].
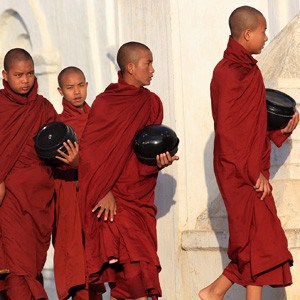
[246, 285, 262, 300]
[110, 297, 147, 300]
[73, 287, 104, 300]
[198, 274, 233, 300]
[72, 287, 89, 300]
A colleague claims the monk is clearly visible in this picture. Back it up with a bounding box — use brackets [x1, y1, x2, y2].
[52, 66, 104, 299]
[79, 41, 179, 300]
[199, 6, 299, 300]
[0, 48, 57, 299]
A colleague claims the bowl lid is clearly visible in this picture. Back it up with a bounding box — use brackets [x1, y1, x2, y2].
[266, 88, 296, 109]
[35, 122, 71, 151]
[133, 124, 179, 158]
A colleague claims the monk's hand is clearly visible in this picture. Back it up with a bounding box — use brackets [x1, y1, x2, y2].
[92, 191, 117, 222]
[281, 111, 299, 134]
[156, 151, 179, 169]
[55, 140, 79, 167]
[0, 181, 6, 206]
[254, 172, 271, 200]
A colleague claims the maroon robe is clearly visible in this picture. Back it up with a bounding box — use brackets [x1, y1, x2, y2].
[53, 99, 101, 300]
[0, 79, 57, 299]
[211, 36, 293, 286]
[79, 72, 163, 299]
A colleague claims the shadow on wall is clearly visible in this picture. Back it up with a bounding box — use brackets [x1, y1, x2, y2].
[155, 172, 177, 219]
[270, 140, 292, 179]
[202, 132, 289, 299]
[198, 132, 228, 233]
[106, 51, 118, 72]
[201, 132, 229, 259]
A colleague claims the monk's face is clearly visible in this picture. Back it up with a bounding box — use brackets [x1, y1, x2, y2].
[58, 71, 88, 110]
[247, 15, 268, 54]
[2, 59, 35, 95]
[130, 49, 155, 87]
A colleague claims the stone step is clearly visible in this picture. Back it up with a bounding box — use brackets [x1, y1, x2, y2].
[181, 229, 300, 251]
[270, 163, 300, 180]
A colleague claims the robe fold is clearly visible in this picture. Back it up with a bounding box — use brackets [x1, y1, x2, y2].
[0, 79, 57, 299]
[211, 37, 293, 287]
[79, 72, 163, 299]
[53, 99, 104, 300]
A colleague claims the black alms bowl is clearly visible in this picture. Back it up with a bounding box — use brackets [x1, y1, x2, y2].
[133, 124, 179, 166]
[266, 88, 296, 131]
[35, 121, 78, 165]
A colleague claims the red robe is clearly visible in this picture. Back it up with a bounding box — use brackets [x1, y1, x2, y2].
[53, 99, 99, 299]
[211, 37, 293, 286]
[79, 72, 163, 299]
[0, 79, 57, 299]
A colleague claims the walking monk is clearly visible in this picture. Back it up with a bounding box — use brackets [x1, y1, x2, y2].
[0, 48, 57, 299]
[78, 41, 179, 300]
[199, 6, 299, 300]
[53, 66, 104, 299]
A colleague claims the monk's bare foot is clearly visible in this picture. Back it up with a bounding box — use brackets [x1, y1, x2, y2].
[198, 288, 206, 299]
[108, 258, 118, 264]
[198, 286, 223, 300]
[199, 275, 232, 299]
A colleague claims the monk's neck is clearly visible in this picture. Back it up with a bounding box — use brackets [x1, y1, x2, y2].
[122, 74, 143, 88]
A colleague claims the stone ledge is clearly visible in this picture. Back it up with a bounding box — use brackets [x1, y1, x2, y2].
[270, 163, 300, 180]
[181, 229, 300, 251]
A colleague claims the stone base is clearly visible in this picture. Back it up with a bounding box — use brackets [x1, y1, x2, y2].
[182, 229, 300, 251]
[181, 229, 300, 299]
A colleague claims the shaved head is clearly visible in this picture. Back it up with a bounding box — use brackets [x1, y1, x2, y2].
[3, 48, 33, 72]
[117, 42, 150, 74]
[58, 66, 86, 87]
[229, 6, 264, 40]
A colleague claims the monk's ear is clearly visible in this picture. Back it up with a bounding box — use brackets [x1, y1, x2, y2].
[127, 63, 135, 75]
[57, 87, 63, 96]
[2, 70, 7, 81]
[243, 29, 251, 42]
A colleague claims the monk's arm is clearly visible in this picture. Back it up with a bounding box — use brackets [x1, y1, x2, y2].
[268, 113, 298, 147]
[92, 191, 117, 222]
[254, 173, 271, 200]
[212, 74, 261, 186]
[156, 151, 179, 169]
[56, 140, 79, 167]
[0, 181, 6, 206]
